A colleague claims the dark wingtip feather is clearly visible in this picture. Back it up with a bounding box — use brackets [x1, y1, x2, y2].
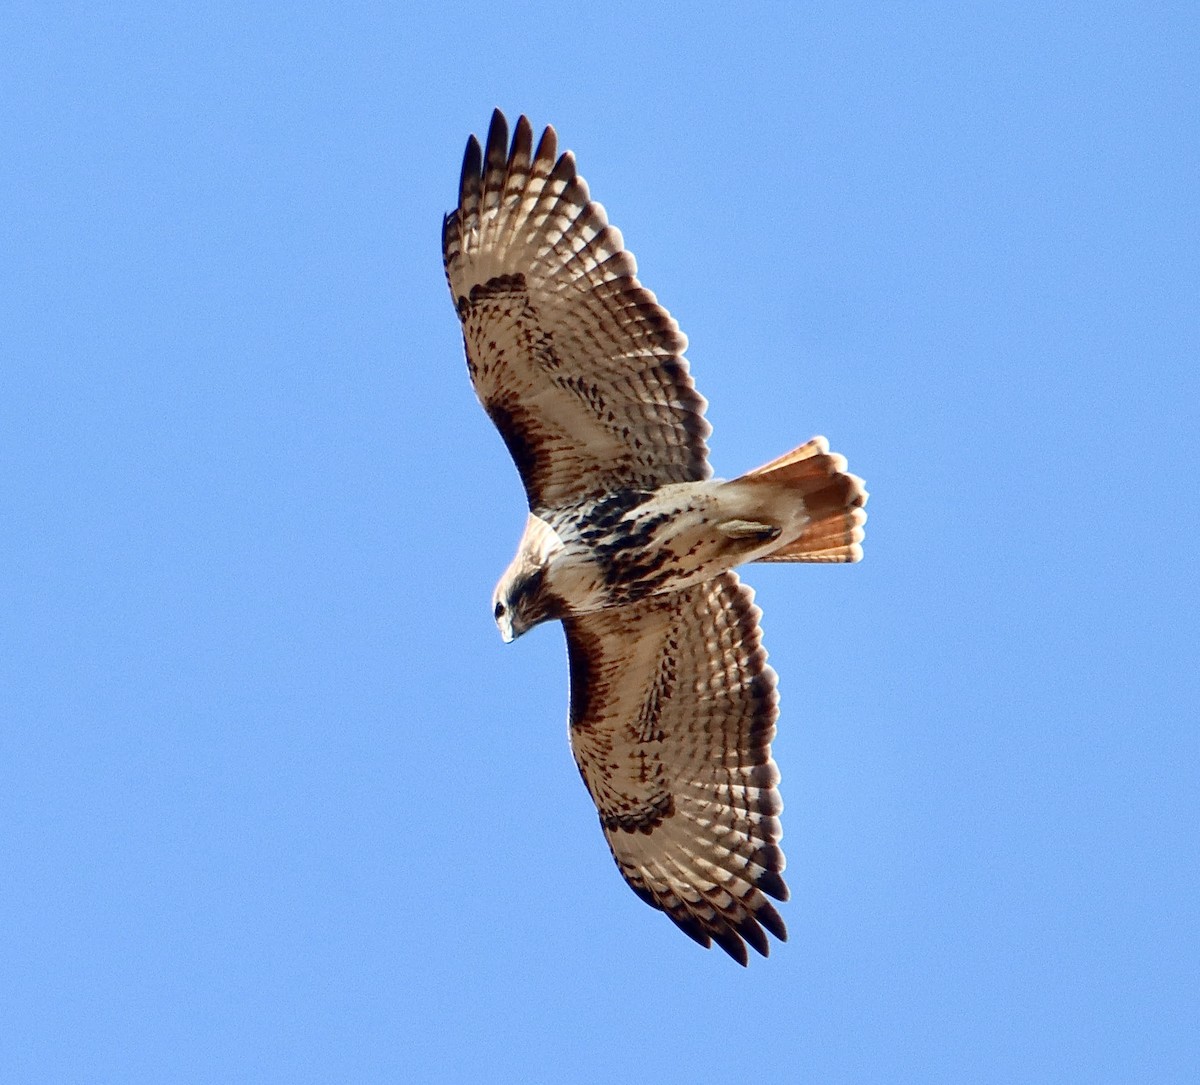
[510, 114, 533, 167]
[533, 123, 558, 169]
[669, 908, 715, 950]
[710, 925, 750, 967]
[459, 134, 482, 205]
[755, 900, 788, 943]
[734, 913, 771, 959]
[484, 109, 510, 177]
[548, 148, 577, 185]
[757, 869, 790, 902]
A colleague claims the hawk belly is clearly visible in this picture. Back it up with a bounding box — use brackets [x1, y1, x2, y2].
[542, 479, 810, 615]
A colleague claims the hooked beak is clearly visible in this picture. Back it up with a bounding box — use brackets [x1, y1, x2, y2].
[497, 613, 515, 644]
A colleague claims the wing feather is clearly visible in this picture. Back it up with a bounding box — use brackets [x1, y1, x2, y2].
[444, 109, 711, 510]
[562, 572, 787, 964]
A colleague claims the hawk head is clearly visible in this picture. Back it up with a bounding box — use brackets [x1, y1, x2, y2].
[493, 514, 564, 642]
[492, 567, 551, 642]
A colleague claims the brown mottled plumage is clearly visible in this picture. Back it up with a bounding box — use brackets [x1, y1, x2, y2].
[443, 110, 867, 964]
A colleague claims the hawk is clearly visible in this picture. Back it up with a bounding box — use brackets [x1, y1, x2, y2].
[442, 110, 867, 964]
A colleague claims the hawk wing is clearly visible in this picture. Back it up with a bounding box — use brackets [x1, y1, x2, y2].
[442, 110, 712, 511]
[563, 571, 788, 964]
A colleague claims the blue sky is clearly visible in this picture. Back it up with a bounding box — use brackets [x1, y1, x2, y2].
[3, 3, 1197, 1082]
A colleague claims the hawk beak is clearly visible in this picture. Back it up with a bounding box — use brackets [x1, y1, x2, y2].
[498, 615, 515, 644]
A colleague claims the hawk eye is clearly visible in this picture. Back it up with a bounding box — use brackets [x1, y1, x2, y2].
[494, 601, 506, 619]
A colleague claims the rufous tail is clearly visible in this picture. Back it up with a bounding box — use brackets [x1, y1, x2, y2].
[739, 437, 868, 563]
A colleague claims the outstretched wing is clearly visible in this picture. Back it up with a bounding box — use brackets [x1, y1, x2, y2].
[443, 110, 711, 511]
[563, 572, 788, 965]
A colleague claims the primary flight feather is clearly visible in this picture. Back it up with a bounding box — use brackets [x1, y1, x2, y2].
[442, 110, 867, 964]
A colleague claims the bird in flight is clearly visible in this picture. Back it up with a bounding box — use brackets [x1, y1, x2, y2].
[442, 110, 867, 964]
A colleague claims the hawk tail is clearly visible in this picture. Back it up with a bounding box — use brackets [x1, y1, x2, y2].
[741, 437, 868, 563]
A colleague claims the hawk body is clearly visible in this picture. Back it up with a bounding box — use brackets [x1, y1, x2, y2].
[499, 477, 817, 636]
[444, 111, 868, 964]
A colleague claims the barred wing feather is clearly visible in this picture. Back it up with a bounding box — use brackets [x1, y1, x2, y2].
[563, 571, 788, 964]
[442, 109, 711, 511]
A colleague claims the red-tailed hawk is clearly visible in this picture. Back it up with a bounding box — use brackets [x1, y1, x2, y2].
[442, 110, 867, 964]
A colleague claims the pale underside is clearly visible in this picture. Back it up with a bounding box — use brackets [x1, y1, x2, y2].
[564, 572, 787, 960]
[443, 110, 789, 962]
[443, 111, 711, 513]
